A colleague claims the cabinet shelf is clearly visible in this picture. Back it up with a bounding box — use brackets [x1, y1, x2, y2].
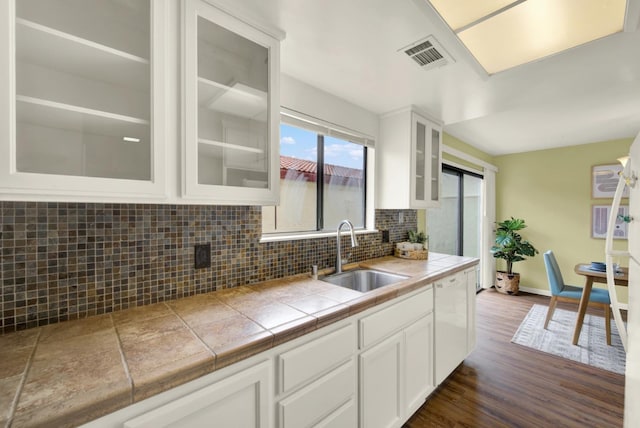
[198, 138, 264, 153]
[16, 18, 149, 90]
[17, 95, 149, 139]
[198, 77, 267, 120]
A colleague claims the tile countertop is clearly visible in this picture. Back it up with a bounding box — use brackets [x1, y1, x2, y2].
[0, 253, 477, 428]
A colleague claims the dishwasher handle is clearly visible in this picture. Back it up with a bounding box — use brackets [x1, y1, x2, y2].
[436, 277, 459, 289]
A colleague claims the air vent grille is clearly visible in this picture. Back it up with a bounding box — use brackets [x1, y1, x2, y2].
[400, 36, 453, 70]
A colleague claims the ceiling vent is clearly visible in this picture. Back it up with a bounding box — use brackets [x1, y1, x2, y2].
[400, 36, 454, 71]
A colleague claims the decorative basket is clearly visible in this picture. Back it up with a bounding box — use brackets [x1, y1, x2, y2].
[394, 248, 428, 260]
[495, 271, 520, 295]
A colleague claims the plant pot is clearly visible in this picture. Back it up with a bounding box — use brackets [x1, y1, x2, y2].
[495, 271, 520, 295]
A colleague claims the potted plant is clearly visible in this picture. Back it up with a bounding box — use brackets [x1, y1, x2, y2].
[408, 230, 428, 250]
[490, 217, 538, 295]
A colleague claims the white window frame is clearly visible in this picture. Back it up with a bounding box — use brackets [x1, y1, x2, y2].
[261, 110, 376, 242]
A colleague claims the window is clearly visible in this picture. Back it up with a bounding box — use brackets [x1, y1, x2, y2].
[262, 121, 367, 234]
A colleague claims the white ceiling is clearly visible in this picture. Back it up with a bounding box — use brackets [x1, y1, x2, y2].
[222, 0, 640, 156]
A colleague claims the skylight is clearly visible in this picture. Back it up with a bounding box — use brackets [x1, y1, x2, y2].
[428, 0, 627, 74]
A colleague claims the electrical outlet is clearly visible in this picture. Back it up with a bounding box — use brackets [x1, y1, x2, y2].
[194, 243, 211, 269]
[398, 212, 404, 224]
[381, 230, 390, 243]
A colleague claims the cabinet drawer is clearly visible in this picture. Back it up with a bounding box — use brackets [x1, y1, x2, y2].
[278, 359, 356, 428]
[278, 323, 356, 394]
[315, 398, 357, 428]
[123, 360, 271, 428]
[359, 287, 433, 349]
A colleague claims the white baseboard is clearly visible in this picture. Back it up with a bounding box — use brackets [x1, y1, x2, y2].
[518, 286, 551, 296]
[486, 285, 551, 296]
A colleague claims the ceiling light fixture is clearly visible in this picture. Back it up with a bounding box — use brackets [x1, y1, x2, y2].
[427, 0, 627, 74]
[123, 137, 141, 143]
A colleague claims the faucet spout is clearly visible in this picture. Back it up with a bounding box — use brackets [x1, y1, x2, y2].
[336, 220, 358, 274]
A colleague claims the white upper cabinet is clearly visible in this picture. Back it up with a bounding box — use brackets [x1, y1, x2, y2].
[182, 0, 281, 205]
[377, 108, 442, 209]
[0, 0, 167, 199]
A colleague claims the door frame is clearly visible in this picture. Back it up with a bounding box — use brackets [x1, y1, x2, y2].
[439, 145, 498, 291]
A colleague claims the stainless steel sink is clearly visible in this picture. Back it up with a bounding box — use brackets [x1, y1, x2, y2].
[321, 269, 409, 292]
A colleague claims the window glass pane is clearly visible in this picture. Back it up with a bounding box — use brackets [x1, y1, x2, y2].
[462, 174, 482, 258]
[322, 136, 365, 230]
[427, 170, 460, 254]
[262, 124, 317, 233]
[262, 122, 367, 235]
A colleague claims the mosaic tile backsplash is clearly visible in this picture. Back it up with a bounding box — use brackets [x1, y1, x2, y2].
[0, 202, 416, 333]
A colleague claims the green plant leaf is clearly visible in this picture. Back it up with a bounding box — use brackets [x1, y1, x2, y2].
[491, 217, 538, 274]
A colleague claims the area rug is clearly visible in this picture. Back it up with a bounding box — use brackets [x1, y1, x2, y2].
[511, 304, 626, 374]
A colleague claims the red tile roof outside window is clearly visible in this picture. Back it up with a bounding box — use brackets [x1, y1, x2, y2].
[279, 155, 363, 186]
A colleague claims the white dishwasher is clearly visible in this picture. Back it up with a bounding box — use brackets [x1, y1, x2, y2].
[434, 271, 468, 385]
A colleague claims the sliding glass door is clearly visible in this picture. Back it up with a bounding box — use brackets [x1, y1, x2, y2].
[428, 165, 483, 289]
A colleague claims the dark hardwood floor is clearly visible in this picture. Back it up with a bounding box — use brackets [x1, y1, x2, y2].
[405, 289, 625, 428]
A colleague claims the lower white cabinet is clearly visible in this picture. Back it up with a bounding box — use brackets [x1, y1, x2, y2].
[359, 288, 435, 428]
[275, 323, 357, 428]
[122, 360, 271, 428]
[277, 323, 356, 395]
[315, 398, 358, 428]
[404, 315, 435, 416]
[278, 359, 356, 428]
[360, 332, 403, 428]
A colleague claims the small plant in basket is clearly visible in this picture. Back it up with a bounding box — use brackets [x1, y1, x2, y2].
[408, 230, 428, 250]
[394, 231, 429, 260]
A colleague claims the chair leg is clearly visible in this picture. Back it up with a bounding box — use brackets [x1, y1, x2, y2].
[544, 296, 558, 329]
[604, 304, 611, 346]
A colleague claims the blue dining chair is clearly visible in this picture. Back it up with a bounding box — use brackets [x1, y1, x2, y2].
[543, 250, 612, 345]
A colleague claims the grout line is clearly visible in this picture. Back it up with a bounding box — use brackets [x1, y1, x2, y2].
[7, 328, 42, 428]
[163, 302, 218, 366]
[111, 313, 134, 404]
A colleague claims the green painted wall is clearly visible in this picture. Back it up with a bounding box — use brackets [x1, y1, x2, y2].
[494, 138, 633, 299]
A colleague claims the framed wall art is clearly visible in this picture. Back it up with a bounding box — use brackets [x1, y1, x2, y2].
[592, 164, 629, 198]
[591, 204, 629, 239]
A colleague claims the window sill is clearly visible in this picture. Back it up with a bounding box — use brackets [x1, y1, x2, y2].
[260, 229, 379, 243]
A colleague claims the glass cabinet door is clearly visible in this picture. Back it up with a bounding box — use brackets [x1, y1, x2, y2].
[183, 0, 280, 204]
[414, 118, 427, 204]
[0, 0, 166, 198]
[429, 126, 441, 205]
[411, 112, 441, 208]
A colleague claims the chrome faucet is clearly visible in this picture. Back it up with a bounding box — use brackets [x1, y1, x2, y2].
[336, 220, 358, 274]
